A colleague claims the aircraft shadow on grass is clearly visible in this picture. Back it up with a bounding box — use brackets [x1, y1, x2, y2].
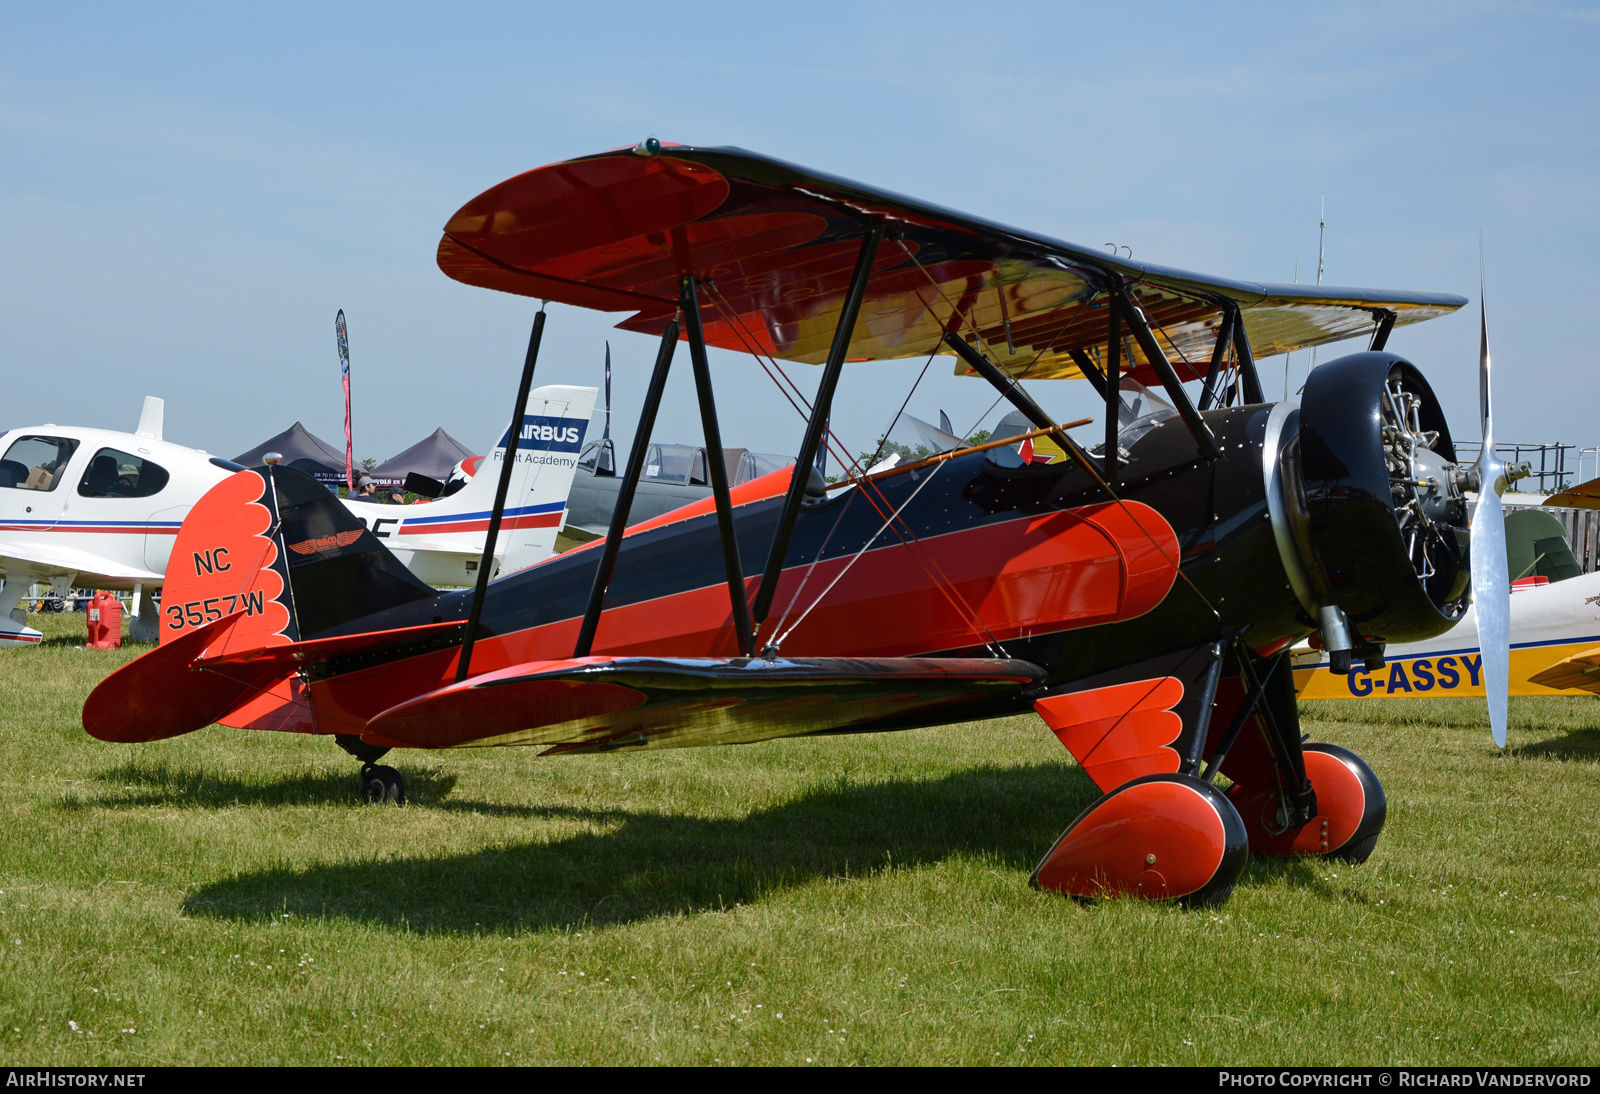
[177, 763, 1349, 933]
[1509, 727, 1600, 764]
[80, 760, 464, 812]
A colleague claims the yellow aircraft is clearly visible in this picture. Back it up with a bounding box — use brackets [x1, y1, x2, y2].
[1294, 506, 1600, 698]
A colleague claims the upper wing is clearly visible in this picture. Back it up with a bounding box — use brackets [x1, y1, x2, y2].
[0, 541, 162, 583]
[362, 655, 1047, 752]
[437, 144, 1466, 384]
[1544, 476, 1600, 511]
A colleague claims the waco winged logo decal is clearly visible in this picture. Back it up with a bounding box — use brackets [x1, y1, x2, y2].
[288, 529, 364, 555]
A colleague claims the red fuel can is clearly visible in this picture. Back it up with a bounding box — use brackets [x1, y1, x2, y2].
[86, 591, 122, 650]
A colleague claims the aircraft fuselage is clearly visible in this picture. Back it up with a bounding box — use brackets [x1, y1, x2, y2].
[305, 402, 1305, 734]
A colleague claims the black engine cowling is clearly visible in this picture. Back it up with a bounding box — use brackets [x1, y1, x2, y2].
[1286, 352, 1471, 647]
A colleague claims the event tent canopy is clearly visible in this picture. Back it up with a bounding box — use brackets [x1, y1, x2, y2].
[370, 427, 477, 485]
[232, 422, 346, 486]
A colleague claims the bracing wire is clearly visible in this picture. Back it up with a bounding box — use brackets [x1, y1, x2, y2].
[773, 461, 962, 650]
[699, 283, 1006, 650]
[892, 245, 1223, 622]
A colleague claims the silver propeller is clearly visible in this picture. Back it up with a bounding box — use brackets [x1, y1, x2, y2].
[1468, 283, 1511, 748]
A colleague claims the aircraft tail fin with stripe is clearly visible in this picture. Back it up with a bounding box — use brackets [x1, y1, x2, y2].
[376, 384, 597, 577]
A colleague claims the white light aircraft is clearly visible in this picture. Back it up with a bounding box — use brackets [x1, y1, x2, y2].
[0, 385, 596, 647]
[0, 397, 233, 646]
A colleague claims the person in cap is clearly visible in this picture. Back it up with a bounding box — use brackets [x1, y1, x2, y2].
[353, 473, 380, 502]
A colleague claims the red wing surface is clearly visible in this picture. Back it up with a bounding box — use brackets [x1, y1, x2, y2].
[362, 656, 1047, 752]
[439, 145, 1466, 386]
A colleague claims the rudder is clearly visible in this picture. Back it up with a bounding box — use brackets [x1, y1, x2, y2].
[163, 464, 437, 650]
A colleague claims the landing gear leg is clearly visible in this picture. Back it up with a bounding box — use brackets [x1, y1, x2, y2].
[335, 735, 405, 806]
[1210, 656, 1387, 860]
[1231, 743, 1386, 860]
[0, 576, 44, 647]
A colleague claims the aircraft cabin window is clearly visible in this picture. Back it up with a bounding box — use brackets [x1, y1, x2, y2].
[0, 435, 80, 491]
[689, 450, 709, 487]
[76, 447, 170, 499]
[644, 444, 696, 485]
[1106, 378, 1179, 453]
[578, 439, 617, 477]
[733, 452, 796, 486]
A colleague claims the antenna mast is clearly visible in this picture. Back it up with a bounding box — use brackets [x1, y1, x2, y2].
[1308, 195, 1326, 375]
[1284, 261, 1298, 399]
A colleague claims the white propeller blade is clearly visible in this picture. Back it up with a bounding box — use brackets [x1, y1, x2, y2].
[1469, 286, 1510, 748]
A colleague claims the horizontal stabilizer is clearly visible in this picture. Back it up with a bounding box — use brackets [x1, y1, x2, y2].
[1527, 646, 1600, 693]
[365, 655, 1046, 751]
[195, 619, 465, 668]
[84, 616, 472, 743]
[1544, 476, 1600, 511]
[84, 613, 257, 742]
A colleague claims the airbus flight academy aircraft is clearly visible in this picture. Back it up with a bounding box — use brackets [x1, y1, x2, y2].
[340, 385, 596, 587]
[86, 143, 1511, 908]
[1, 386, 594, 647]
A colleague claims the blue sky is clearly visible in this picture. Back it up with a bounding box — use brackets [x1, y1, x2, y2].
[2, 2, 1597, 472]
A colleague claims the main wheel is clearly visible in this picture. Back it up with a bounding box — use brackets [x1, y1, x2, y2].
[359, 764, 405, 805]
[1031, 774, 1249, 907]
[1226, 743, 1385, 860]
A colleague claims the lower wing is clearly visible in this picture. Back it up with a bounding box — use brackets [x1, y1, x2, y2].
[362, 655, 1047, 752]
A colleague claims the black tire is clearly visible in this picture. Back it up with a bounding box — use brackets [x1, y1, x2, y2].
[1304, 742, 1386, 862]
[1329, 831, 1380, 865]
[359, 764, 405, 805]
[1179, 881, 1237, 910]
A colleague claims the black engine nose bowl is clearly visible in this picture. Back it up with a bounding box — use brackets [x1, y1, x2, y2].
[1295, 352, 1470, 643]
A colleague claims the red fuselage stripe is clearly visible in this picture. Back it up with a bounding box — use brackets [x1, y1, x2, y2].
[0, 525, 179, 535]
[396, 513, 561, 536]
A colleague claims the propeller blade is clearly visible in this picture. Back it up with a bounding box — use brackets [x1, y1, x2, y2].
[1470, 282, 1510, 748]
[1470, 475, 1509, 748]
[1478, 267, 1492, 452]
[603, 341, 612, 442]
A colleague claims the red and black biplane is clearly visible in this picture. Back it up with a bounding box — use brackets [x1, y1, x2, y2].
[85, 141, 1505, 907]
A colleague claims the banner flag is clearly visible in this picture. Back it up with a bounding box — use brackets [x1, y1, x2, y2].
[336, 310, 353, 490]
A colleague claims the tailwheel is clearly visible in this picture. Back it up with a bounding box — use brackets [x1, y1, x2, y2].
[360, 764, 406, 806]
[1031, 774, 1249, 907]
[1226, 743, 1386, 861]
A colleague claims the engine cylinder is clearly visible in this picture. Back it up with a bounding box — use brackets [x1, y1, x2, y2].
[1292, 352, 1470, 643]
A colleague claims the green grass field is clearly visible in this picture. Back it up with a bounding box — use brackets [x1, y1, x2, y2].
[1, 611, 1596, 1065]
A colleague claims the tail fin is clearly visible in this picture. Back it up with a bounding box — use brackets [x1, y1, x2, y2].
[161, 464, 436, 650]
[387, 384, 597, 574]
